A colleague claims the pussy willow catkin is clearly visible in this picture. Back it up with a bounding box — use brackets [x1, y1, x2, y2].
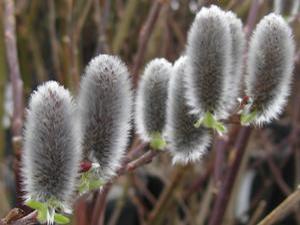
[246, 13, 295, 125]
[166, 57, 211, 164]
[22, 81, 80, 205]
[78, 54, 133, 180]
[185, 5, 232, 119]
[135, 58, 172, 141]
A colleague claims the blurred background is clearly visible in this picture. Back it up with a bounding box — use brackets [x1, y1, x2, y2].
[0, 0, 300, 225]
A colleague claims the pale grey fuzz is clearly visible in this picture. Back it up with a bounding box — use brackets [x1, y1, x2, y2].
[185, 5, 232, 119]
[166, 57, 211, 164]
[78, 54, 133, 180]
[135, 58, 172, 141]
[224, 11, 246, 112]
[22, 81, 80, 205]
[246, 13, 295, 124]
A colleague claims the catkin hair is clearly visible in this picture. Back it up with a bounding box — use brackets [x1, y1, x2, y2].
[246, 13, 295, 124]
[224, 11, 245, 112]
[78, 54, 133, 180]
[166, 56, 211, 164]
[185, 5, 232, 119]
[135, 58, 172, 141]
[22, 81, 80, 205]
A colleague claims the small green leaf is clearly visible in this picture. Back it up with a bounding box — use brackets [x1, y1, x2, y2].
[89, 179, 103, 191]
[194, 118, 203, 128]
[203, 112, 215, 128]
[150, 133, 166, 150]
[78, 182, 88, 194]
[241, 110, 257, 125]
[25, 200, 44, 210]
[194, 112, 227, 134]
[214, 121, 227, 133]
[37, 207, 47, 223]
[54, 213, 70, 224]
[78, 170, 105, 194]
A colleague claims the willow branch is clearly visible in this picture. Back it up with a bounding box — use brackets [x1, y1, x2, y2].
[48, 0, 64, 83]
[208, 126, 252, 225]
[3, 0, 24, 137]
[258, 187, 300, 225]
[131, 0, 165, 88]
[0, 210, 37, 225]
[90, 145, 160, 225]
[3, 0, 25, 208]
[147, 165, 187, 225]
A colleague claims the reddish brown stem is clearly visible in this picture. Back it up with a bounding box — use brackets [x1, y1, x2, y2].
[213, 136, 228, 189]
[126, 150, 159, 172]
[90, 147, 160, 225]
[91, 183, 112, 225]
[208, 126, 252, 225]
[147, 166, 187, 224]
[244, 0, 262, 39]
[0, 211, 37, 225]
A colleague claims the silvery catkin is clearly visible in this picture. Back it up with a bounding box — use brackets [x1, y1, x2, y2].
[224, 11, 245, 112]
[166, 56, 211, 164]
[78, 54, 132, 180]
[135, 58, 172, 141]
[185, 5, 232, 119]
[246, 13, 295, 125]
[22, 81, 80, 205]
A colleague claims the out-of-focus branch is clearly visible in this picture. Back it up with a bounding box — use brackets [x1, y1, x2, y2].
[147, 165, 187, 225]
[244, 0, 263, 39]
[10, 211, 37, 225]
[0, 210, 37, 225]
[90, 145, 160, 225]
[258, 187, 300, 225]
[48, 0, 64, 83]
[3, 0, 24, 137]
[131, 0, 165, 88]
[91, 183, 112, 225]
[3, 0, 25, 208]
[208, 127, 252, 225]
[70, 0, 93, 91]
[94, 0, 110, 54]
[112, 0, 139, 54]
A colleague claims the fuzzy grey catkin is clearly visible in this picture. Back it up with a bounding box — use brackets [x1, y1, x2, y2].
[22, 81, 80, 204]
[78, 54, 132, 180]
[185, 5, 232, 119]
[166, 56, 211, 164]
[135, 58, 172, 141]
[246, 13, 295, 124]
[224, 11, 245, 112]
